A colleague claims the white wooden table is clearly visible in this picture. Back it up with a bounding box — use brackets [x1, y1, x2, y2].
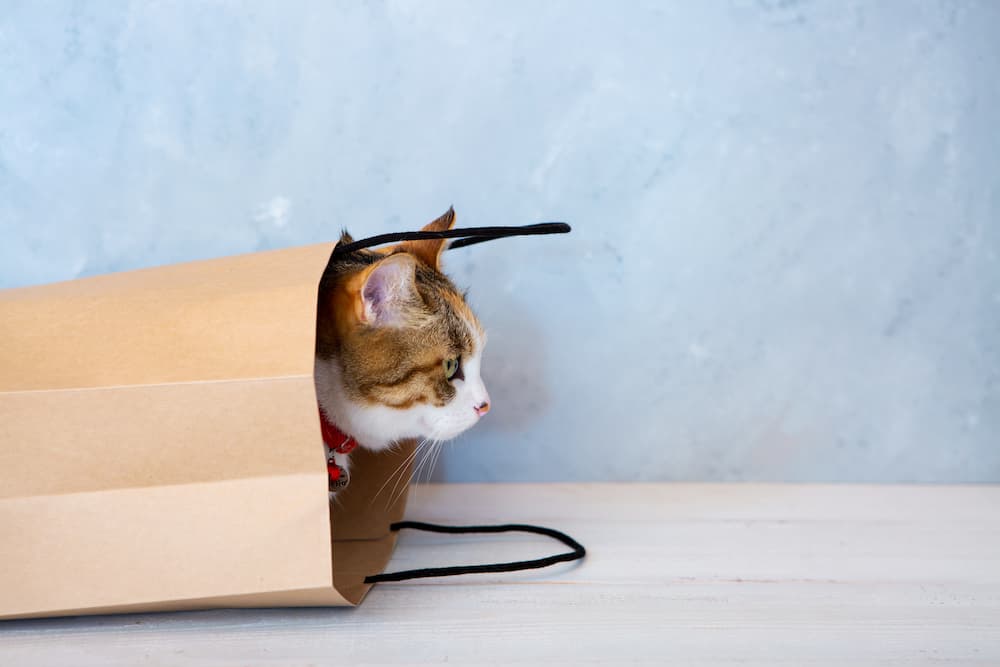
[2, 483, 998, 665]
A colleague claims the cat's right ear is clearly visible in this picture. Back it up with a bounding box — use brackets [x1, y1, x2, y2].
[358, 253, 419, 326]
[400, 207, 456, 271]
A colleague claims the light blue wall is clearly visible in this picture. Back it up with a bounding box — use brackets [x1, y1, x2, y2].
[2, 1, 998, 482]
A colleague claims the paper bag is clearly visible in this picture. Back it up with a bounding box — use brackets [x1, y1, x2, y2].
[0, 243, 416, 620]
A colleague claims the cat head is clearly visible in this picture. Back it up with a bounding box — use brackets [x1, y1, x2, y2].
[314, 208, 490, 450]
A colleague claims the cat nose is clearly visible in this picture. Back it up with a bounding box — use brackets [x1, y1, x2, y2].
[474, 401, 490, 417]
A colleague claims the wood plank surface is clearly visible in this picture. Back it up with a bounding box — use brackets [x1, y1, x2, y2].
[1, 483, 998, 665]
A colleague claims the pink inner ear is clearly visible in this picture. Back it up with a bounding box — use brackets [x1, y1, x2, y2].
[361, 257, 413, 325]
[362, 273, 386, 315]
[361, 269, 389, 324]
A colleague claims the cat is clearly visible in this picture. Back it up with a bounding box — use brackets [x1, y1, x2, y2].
[313, 208, 491, 497]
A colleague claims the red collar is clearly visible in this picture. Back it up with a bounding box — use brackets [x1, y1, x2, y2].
[318, 407, 358, 455]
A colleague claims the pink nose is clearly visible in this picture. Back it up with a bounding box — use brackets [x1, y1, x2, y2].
[474, 401, 490, 417]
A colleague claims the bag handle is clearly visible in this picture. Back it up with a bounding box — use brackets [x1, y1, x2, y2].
[364, 521, 586, 584]
[333, 222, 571, 257]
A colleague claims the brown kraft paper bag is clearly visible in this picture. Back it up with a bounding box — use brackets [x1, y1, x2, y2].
[0, 242, 417, 620]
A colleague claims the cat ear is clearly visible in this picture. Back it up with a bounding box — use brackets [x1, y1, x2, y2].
[401, 207, 456, 271]
[359, 253, 419, 326]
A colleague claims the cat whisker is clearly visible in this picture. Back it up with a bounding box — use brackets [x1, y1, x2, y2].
[370, 439, 426, 507]
[417, 440, 439, 484]
[403, 439, 439, 506]
[404, 444, 429, 503]
[411, 442, 429, 488]
[417, 439, 438, 486]
[384, 438, 431, 511]
[390, 439, 436, 509]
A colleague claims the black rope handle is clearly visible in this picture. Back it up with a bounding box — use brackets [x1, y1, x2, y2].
[364, 521, 586, 584]
[333, 222, 571, 257]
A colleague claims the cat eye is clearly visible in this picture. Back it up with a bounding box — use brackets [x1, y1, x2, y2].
[443, 357, 463, 381]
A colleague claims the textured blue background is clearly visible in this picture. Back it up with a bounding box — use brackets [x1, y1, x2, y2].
[2, 1, 998, 481]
